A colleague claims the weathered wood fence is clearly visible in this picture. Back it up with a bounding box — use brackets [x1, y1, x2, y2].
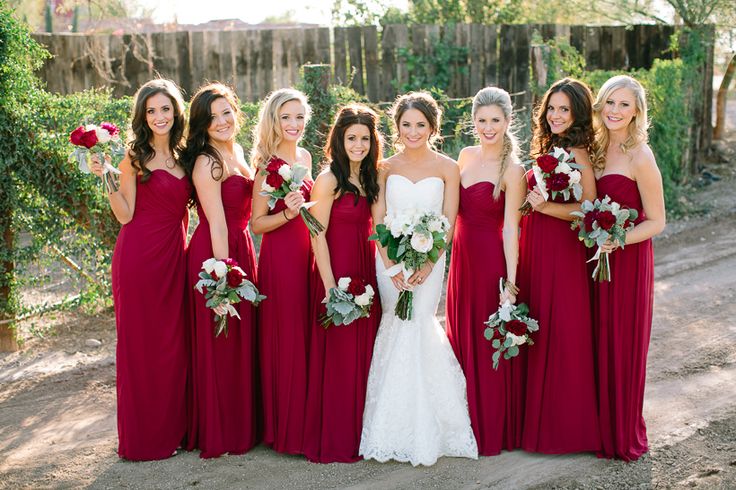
[32, 23, 678, 103]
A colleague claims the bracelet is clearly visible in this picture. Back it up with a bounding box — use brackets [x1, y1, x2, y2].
[503, 279, 520, 296]
[282, 209, 295, 221]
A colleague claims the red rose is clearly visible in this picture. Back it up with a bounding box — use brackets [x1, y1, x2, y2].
[505, 319, 528, 336]
[536, 154, 559, 173]
[79, 129, 98, 149]
[266, 171, 284, 189]
[70, 125, 86, 145]
[596, 210, 616, 231]
[347, 277, 367, 297]
[226, 268, 244, 287]
[583, 210, 599, 232]
[100, 122, 119, 137]
[266, 157, 285, 172]
[546, 172, 570, 192]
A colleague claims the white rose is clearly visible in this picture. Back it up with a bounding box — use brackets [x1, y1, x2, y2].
[364, 284, 374, 297]
[552, 146, 569, 161]
[410, 232, 433, 253]
[388, 214, 408, 238]
[261, 181, 275, 193]
[556, 162, 572, 174]
[354, 292, 371, 307]
[427, 218, 442, 232]
[278, 164, 292, 181]
[202, 258, 217, 274]
[213, 260, 228, 279]
[337, 277, 351, 291]
[507, 332, 527, 346]
[568, 170, 581, 185]
[95, 127, 112, 144]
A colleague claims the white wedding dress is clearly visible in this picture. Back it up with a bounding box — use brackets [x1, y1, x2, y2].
[359, 174, 478, 467]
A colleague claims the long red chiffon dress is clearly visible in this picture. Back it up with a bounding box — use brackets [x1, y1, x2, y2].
[595, 174, 653, 461]
[303, 193, 380, 463]
[446, 182, 524, 455]
[186, 174, 260, 458]
[258, 169, 313, 455]
[112, 169, 190, 461]
[517, 169, 601, 454]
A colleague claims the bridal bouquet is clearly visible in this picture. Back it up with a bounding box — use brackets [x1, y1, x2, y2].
[369, 210, 450, 321]
[194, 258, 266, 337]
[571, 195, 638, 282]
[69, 122, 125, 193]
[519, 147, 583, 215]
[259, 156, 324, 237]
[319, 276, 375, 328]
[484, 289, 539, 369]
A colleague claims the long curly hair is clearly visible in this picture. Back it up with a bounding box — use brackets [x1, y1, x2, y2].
[531, 78, 598, 165]
[128, 79, 186, 182]
[250, 88, 311, 169]
[472, 86, 521, 200]
[180, 82, 243, 182]
[389, 91, 442, 151]
[323, 104, 382, 204]
[592, 75, 649, 172]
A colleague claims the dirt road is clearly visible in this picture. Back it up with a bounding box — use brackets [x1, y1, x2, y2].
[1, 171, 734, 489]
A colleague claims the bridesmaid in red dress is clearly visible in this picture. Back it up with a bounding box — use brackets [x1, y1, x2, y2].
[250, 89, 313, 455]
[446, 86, 526, 455]
[90, 79, 189, 460]
[519, 78, 601, 453]
[591, 75, 665, 461]
[303, 104, 382, 463]
[182, 83, 259, 458]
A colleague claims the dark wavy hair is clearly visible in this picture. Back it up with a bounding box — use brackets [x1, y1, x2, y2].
[389, 91, 442, 151]
[180, 82, 244, 183]
[531, 78, 597, 160]
[324, 104, 382, 204]
[128, 79, 186, 182]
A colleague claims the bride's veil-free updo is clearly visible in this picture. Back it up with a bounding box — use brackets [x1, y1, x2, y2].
[388, 91, 442, 152]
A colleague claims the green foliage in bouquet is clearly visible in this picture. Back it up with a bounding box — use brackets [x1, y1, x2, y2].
[483, 302, 539, 370]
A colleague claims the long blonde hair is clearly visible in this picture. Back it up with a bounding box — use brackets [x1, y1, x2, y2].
[592, 75, 649, 172]
[472, 86, 520, 199]
[250, 88, 311, 169]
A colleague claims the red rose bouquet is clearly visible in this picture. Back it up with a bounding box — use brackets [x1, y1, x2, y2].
[194, 258, 266, 337]
[571, 195, 638, 282]
[319, 276, 376, 328]
[520, 147, 583, 215]
[259, 156, 325, 237]
[69, 122, 124, 193]
[483, 287, 539, 369]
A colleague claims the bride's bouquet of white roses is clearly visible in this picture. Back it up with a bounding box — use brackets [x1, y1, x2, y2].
[369, 210, 450, 321]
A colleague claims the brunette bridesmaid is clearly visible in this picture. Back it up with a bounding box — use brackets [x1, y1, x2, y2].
[445, 86, 526, 455]
[90, 79, 189, 460]
[250, 88, 313, 455]
[591, 75, 665, 461]
[518, 78, 601, 453]
[182, 83, 259, 458]
[302, 104, 382, 463]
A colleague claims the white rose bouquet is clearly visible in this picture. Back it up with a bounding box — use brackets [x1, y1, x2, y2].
[319, 276, 375, 328]
[369, 210, 450, 320]
[259, 156, 324, 237]
[194, 258, 266, 337]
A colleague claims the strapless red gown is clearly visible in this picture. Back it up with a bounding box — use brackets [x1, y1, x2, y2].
[303, 193, 380, 463]
[594, 174, 653, 461]
[258, 180, 313, 454]
[186, 175, 260, 458]
[112, 170, 190, 460]
[518, 170, 601, 453]
[446, 182, 524, 455]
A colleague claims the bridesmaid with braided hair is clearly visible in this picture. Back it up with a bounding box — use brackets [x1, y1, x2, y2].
[446, 86, 527, 455]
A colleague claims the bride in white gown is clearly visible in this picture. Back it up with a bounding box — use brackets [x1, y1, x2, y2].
[360, 92, 478, 466]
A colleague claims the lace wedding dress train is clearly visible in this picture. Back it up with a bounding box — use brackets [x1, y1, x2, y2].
[359, 175, 478, 466]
